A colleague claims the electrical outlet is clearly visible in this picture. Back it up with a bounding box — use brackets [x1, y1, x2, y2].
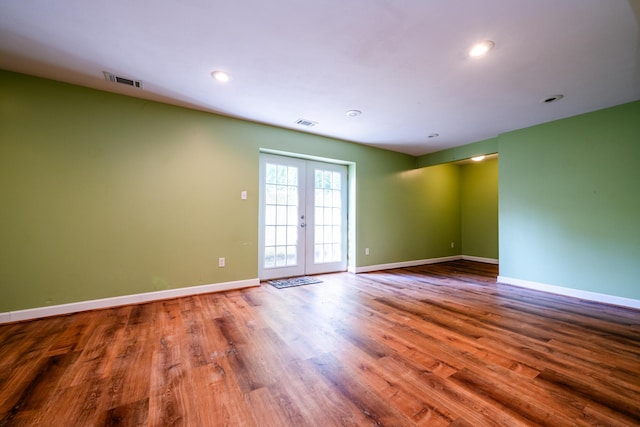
[218, 257, 225, 267]
[450, 242, 455, 248]
[365, 247, 370, 255]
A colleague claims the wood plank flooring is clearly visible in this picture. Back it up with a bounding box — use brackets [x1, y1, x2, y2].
[1, 261, 639, 426]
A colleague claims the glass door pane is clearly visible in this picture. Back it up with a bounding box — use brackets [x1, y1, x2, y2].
[313, 168, 342, 263]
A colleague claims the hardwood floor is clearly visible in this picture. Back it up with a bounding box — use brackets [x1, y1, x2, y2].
[1, 260, 639, 426]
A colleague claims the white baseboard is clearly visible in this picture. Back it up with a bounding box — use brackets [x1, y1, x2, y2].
[498, 276, 640, 310]
[354, 256, 462, 273]
[355, 255, 499, 274]
[1, 278, 260, 324]
[461, 255, 499, 264]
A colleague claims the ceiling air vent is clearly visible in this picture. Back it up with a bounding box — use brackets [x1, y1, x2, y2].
[103, 71, 143, 88]
[295, 118, 318, 127]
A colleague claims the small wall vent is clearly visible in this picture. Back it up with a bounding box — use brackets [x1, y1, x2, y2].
[103, 71, 143, 88]
[295, 118, 318, 127]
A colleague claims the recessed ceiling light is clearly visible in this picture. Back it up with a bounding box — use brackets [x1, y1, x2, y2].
[540, 94, 564, 104]
[211, 70, 230, 83]
[428, 133, 440, 138]
[469, 40, 495, 57]
[346, 110, 362, 117]
[471, 155, 485, 162]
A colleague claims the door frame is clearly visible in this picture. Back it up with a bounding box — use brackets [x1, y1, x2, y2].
[258, 151, 355, 280]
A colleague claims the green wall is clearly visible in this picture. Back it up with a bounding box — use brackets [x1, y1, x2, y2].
[0, 70, 461, 312]
[398, 163, 462, 262]
[499, 101, 640, 299]
[2, 70, 637, 312]
[460, 159, 498, 259]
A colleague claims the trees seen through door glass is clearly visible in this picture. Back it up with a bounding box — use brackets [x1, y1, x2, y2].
[314, 169, 342, 264]
[264, 163, 299, 268]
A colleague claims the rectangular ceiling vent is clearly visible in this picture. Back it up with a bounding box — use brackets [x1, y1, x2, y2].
[103, 71, 143, 89]
[295, 118, 318, 127]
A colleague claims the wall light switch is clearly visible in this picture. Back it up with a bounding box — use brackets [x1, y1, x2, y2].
[241, 191, 247, 200]
[365, 247, 370, 255]
[218, 257, 225, 267]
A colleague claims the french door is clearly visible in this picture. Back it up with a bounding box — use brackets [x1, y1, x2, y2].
[259, 153, 348, 280]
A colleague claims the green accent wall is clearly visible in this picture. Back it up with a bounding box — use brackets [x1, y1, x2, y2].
[499, 101, 640, 299]
[460, 159, 498, 259]
[0, 70, 461, 312]
[398, 163, 462, 262]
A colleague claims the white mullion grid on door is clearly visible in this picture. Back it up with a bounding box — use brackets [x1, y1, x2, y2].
[259, 154, 306, 280]
[305, 161, 348, 275]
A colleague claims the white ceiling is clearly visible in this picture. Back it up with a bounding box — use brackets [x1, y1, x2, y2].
[1, 0, 639, 156]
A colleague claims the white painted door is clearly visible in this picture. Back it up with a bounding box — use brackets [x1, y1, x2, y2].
[259, 154, 347, 280]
